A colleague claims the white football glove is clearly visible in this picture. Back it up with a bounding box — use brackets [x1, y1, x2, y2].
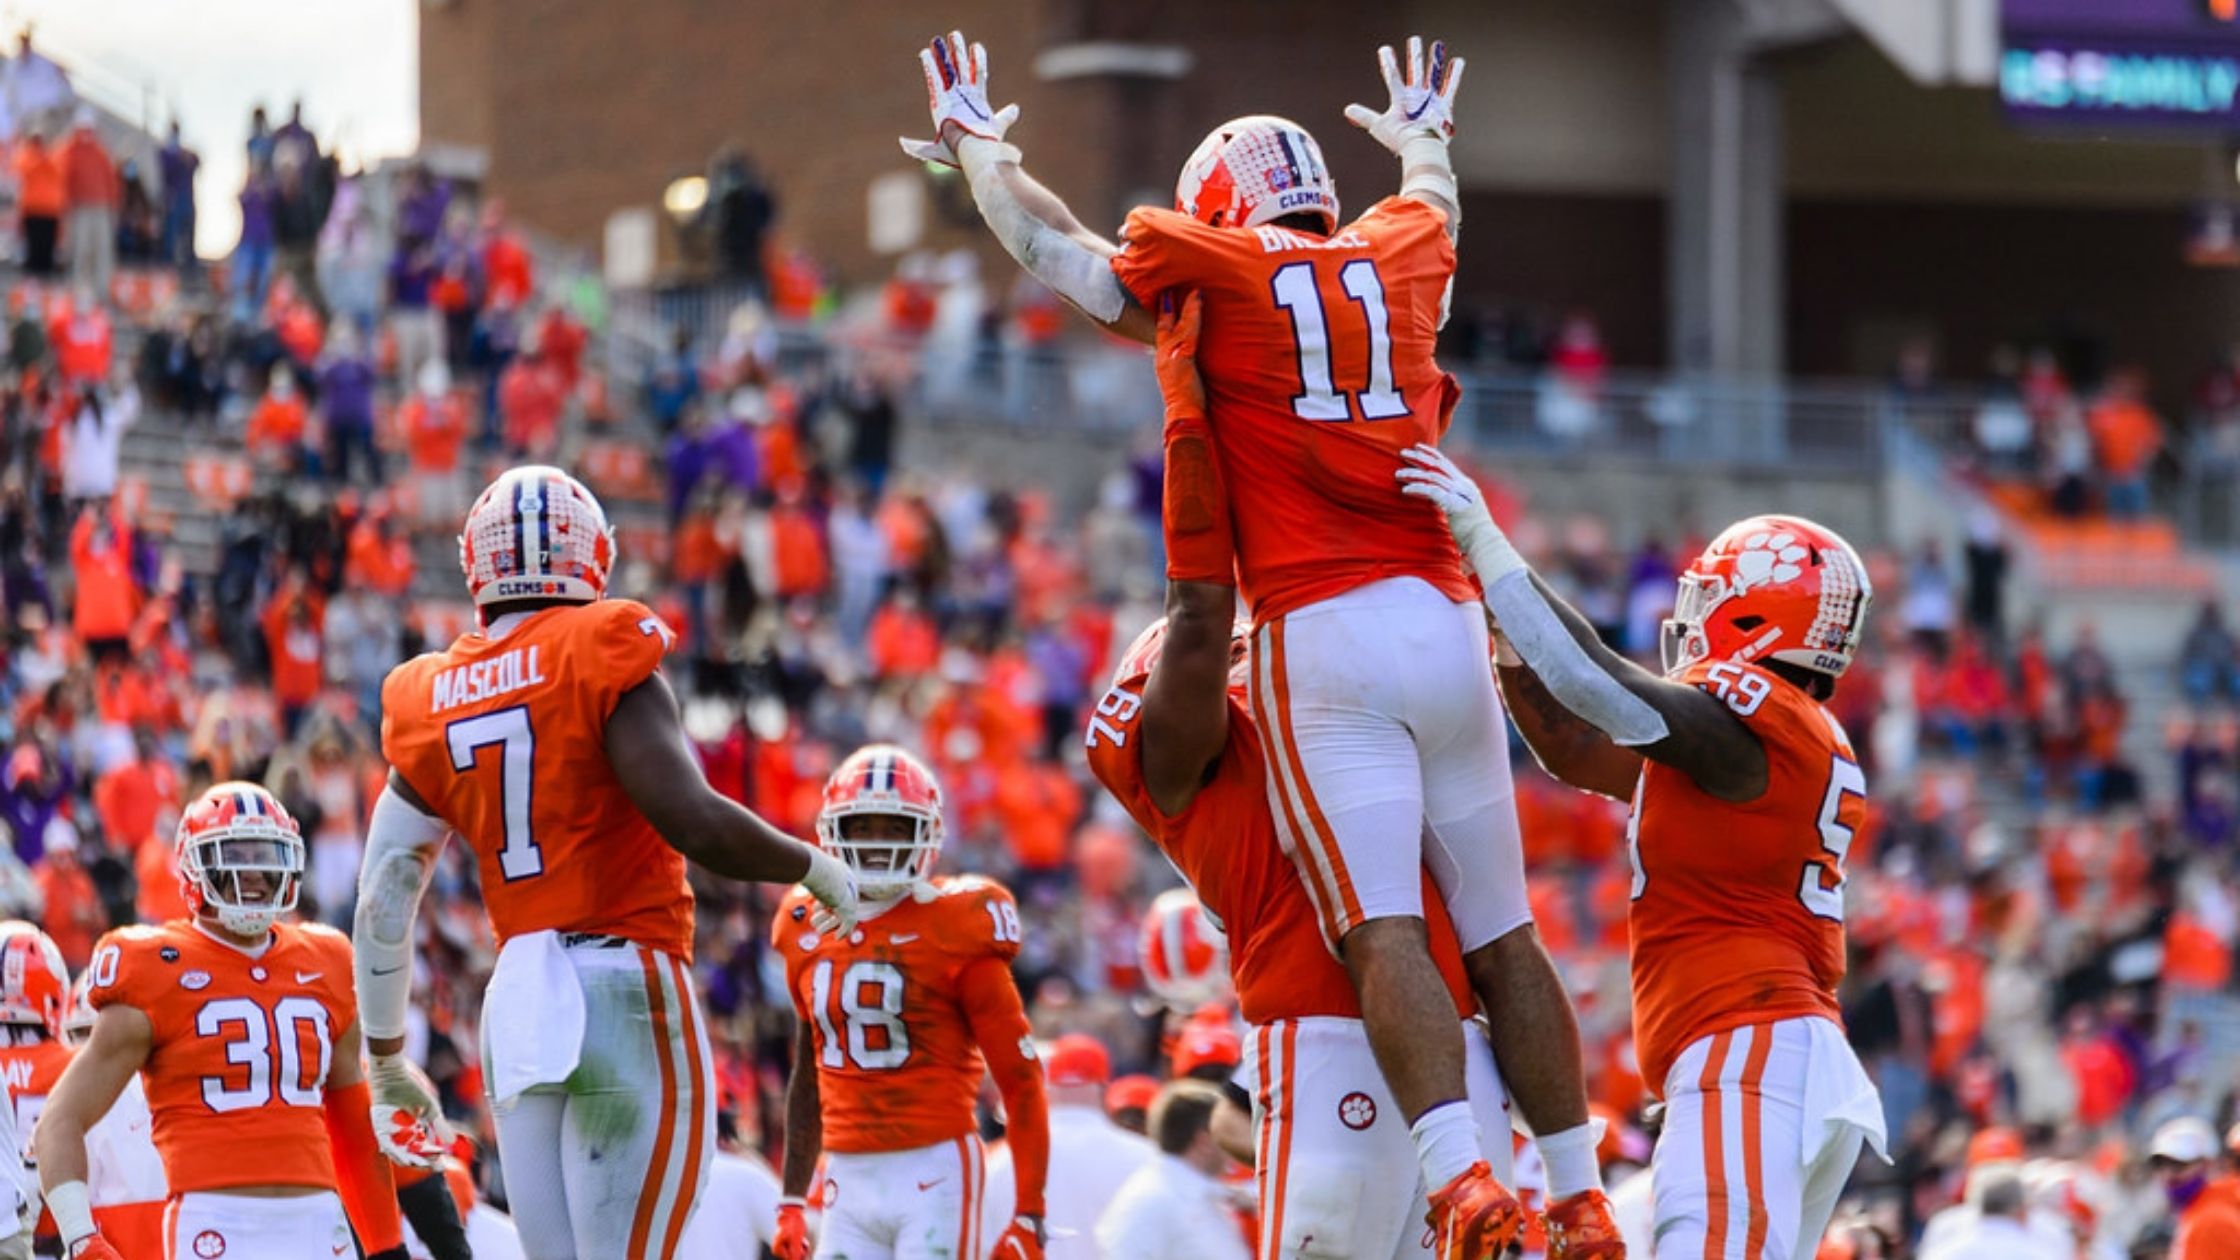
[901, 30, 1021, 169]
[1395, 444, 1524, 582]
[367, 1052, 453, 1168]
[1343, 36, 1466, 154]
[800, 846, 861, 937]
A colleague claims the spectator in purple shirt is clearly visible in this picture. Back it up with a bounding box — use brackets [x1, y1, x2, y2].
[157, 119, 198, 274]
[232, 169, 277, 321]
[396, 164, 450, 247]
[388, 236, 441, 395]
[0, 742, 68, 865]
[318, 324, 379, 486]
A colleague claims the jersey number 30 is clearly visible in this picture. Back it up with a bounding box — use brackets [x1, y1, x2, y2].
[1272, 260, 1406, 423]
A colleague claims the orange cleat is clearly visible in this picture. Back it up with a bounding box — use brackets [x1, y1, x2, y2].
[1545, 1189, 1627, 1259]
[1426, 1161, 1527, 1259]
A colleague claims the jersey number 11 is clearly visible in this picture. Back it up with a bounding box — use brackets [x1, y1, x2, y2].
[1271, 259, 1407, 423]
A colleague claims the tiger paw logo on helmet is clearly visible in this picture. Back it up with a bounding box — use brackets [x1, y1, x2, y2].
[1731, 530, 1810, 592]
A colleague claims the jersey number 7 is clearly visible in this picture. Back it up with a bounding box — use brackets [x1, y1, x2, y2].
[1271, 260, 1406, 423]
[447, 707, 543, 881]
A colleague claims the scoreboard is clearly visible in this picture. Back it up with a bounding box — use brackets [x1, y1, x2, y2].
[2002, 0, 2240, 128]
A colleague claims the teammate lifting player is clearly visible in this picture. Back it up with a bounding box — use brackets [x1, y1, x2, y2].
[1082, 294, 1527, 1259]
[904, 30, 1614, 1257]
[1398, 447, 1889, 1259]
[355, 466, 859, 1260]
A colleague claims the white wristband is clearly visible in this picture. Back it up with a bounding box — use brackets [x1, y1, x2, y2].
[46, 1179, 92, 1246]
[1399, 134, 1458, 204]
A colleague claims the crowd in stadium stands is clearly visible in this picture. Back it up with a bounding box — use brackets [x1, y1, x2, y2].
[4, 92, 2240, 1257]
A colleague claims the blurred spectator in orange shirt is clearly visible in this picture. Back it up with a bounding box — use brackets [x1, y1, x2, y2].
[93, 729, 179, 853]
[15, 131, 63, 275]
[867, 589, 940, 679]
[69, 506, 139, 662]
[402, 359, 469, 530]
[480, 201, 533, 308]
[261, 573, 327, 734]
[498, 329, 564, 459]
[135, 824, 190, 925]
[344, 511, 415, 598]
[61, 108, 121, 296]
[33, 820, 100, 969]
[2087, 372, 2163, 519]
[53, 296, 112, 386]
[993, 756, 1080, 877]
[763, 483, 827, 601]
[245, 366, 309, 473]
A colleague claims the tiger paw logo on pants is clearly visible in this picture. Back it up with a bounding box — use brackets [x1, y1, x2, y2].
[192, 1230, 226, 1258]
[1733, 530, 1808, 590]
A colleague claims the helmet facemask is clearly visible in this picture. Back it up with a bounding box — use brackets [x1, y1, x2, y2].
[816, 807, 941, 902]
[182, 827, 305, 936]
[1660, 570, 1725, 677]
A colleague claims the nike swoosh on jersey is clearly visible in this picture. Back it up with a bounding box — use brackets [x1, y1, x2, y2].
[295, 971, 324, 983]
[369, 964, 403, 976]
[891, 934, 920, 945]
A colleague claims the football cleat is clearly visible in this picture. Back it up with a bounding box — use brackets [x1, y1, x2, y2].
[1545, 1189, 1626, 1260]
[1426, 1161, 1526, 1259]
[1174, 115, 1338, 235]
[1660, 514, 1871, 682]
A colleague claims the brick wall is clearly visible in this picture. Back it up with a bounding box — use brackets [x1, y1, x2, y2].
[417, 0, 1418, 288]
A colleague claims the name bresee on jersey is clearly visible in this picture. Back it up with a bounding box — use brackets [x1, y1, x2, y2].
[429, 646, 549, 714]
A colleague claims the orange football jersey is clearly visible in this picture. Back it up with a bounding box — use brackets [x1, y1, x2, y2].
[1110, 197, 1474, 623]
[382, 599, 695, 960]
[0, 1035, 70, 1139]
[772, 877, 1022, 1153]
[1627, 660, 1865, 1093]
[1085, 674, 1474, 1027]
[84, 920, 357, 1195]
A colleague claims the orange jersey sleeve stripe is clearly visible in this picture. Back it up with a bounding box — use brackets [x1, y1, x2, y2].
[658, 953, 712, 1260]
[1738, 1026, 1774, 1260]
[1699, 1029, 1735, 1260]
[1263, 622, 1365, 935]
[629, 948, 681, 1259]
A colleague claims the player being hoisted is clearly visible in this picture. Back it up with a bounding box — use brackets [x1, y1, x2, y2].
[905, 30, 1617, 1257]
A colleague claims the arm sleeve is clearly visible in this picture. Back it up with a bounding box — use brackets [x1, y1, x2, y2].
[1162, 413, 1234, 585]
[958, 956, 1047, 1218]
[321, 1079, 404, 1254]
[1481, 570, 1670, 748]
[395, 1164, 472, 1260]
[354, 788, 447, 1042]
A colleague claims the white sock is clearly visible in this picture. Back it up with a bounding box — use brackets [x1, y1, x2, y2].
[1537, 1121, 1606, 1199]
[1410, 1100, 1484, 1190]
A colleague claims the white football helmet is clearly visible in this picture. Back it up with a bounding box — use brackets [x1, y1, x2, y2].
[816, 745, 945, 900]
[1175, 115, 1339, 234]
[459, 466, 616, 610]
[176, 782, 306, 938]
[0, 922, 67, 1037]
[1140, 889, 1230, 1011]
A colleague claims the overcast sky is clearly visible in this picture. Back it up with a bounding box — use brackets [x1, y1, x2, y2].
[15, 0, 418, 254]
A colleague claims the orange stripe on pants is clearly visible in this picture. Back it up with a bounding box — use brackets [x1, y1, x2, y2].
[1266, 1021, 1298, 1255]
[955, 1135, 979, 1260]
[1266, 621, 1366, 938]
[1699, 1029, 1736, 1260]
[1738, 1025, 1775, 1259]
[657, 954, 711, 1260]
[629, 947, 682, 1258]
